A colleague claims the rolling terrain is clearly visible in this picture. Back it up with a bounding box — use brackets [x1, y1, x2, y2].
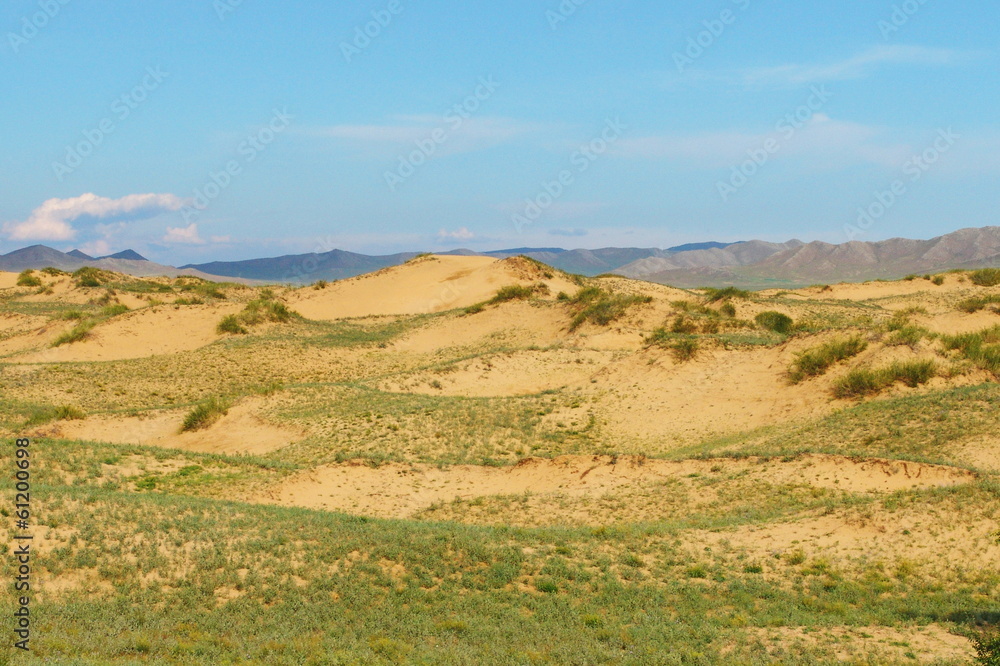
[1, 258, 999, 663]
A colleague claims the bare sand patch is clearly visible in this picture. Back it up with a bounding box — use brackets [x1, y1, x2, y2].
[39, 399, 302, 455]
[0, 271, 19, 289]
[13, 303, 242, 362]
[252, 454, 974, 521]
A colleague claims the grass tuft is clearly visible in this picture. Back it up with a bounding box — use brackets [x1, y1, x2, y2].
[833, 360, 937, 399]
[755, 311, 794, 335]
[17, 270, 42, 287]
[181, 397, 231, 432]
[52, 320, 95, 347]
[703, 286, 753, 302]
[970, 268, 1000, 287]
[790, 337, 868, 383]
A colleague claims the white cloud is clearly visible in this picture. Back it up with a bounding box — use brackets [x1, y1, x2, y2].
[77, 240, 112, 257]
[3, 193, 185, 241]
[163, 223, 205, 245]
[437, 227, 474, 241]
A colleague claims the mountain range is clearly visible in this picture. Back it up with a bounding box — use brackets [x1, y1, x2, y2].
[2, 226, 999, 289]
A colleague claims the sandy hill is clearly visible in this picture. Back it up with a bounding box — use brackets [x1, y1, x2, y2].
[2, 258, 999, 663]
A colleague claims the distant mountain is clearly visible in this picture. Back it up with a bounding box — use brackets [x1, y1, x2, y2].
[181, 249, 420, 282]
[4, 226, 1000, 288]
[0, 245, 247, 283]
[631, 227, 1000, 289]
[102, 249, 148, 261]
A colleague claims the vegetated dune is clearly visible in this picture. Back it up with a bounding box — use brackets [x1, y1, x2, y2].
[37, 399, 302, 455]
[288, 255, 580, 319]
[253, 453, 974, 522]
[12, 303, 243, 362]
[390, 300, 569, 353]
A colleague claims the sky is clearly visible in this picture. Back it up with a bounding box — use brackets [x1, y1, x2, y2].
[1, 0, 998, 265]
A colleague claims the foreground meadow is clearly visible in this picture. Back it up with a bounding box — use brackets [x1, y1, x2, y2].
[1, 258, 999, 664]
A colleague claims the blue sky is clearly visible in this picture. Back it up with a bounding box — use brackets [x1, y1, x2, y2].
[1, 0, 997, 264]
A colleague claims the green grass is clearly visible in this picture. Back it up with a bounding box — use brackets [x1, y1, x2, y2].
[72, 266, 104, 288]
[52, 320, 96, 347]
[970, 268, 1000, 287]
[16, 269, 42, 287]
[567, 287, 652, 331]
[833, 360, 937, 399]
[789, 336, 868, 383]
[755, 311, 794, 335]
[886, 325, 929, 348]
[703, 286, 753, 302]
[670, 337, 699, 362]
[940, 325, 1000, 375]
[181, 397, 232, 432]
[100, 303, 130, 317]
[488, 283, 548, 304]
[217, 293, 302, 334]
[958, 294, 1000, 313]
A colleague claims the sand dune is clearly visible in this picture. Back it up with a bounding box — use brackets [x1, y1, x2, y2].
[289, 255, 579, 319]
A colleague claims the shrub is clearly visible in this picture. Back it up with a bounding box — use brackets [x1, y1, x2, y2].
[958, 295, 1000, 313]
[671, 338, 699, 362]
[73, 266, 103, 287]
[61, 310, 86, 320]
[489, 283, 548, 304]
[755, 311, 794, 335]
[790, 337, 868, 383]
[217, 315, 248, 335]
[174, 297, 205, 306]
[940, 326, 1000, 375]
[703, 286, 752, 302]
[720, 302, 737, 318]
[313, 280, 329, 290]
[973, 630, 1000, 665]
[970, 268, 1000, 287]
[886, 326, 928, 348]
[181, 397, 231, 432]
[52, 320, 95, 347]
[41, 267, 67, 276]
[101, 304, 129, 317]
[567, 287, 652, 331]
[671, 316, 699, 334]
[833, 360, 937, 399]
[931, 275, 945, 286]
[54, 405, 86, 421]
[463, 303, 485, 315]
[17, 270, 42, 287]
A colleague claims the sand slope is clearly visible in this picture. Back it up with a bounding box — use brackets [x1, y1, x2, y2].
[289, 255, 580, 319]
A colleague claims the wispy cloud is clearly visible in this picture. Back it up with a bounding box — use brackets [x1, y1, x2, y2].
[741, 45, 962, 86]
[3, 193, 185, 242]
[614, 115, 911, 169]
[308, 117, 542, 157]
[437, 227, 474, 241]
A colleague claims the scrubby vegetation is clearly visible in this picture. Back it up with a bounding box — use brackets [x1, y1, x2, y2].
[16, 269, 41, 287]
[703, 286, 753, 302]
[754, 311, 794, 335]
[833, 360, 938, 398]
[217, 291, 301, 334]
[970, 268, 1000, 287]
[567, 286, 652, 331]
[958, 294, 1000, 313]
[789, 337, 868, 383]
[52, 319, 96, 346]
[488, 283, 549, 304]
[73, 266, 105, 287]
[181, 396, 232, 432]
